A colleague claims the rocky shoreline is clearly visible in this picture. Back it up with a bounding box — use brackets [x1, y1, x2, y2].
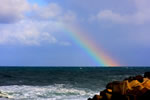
[88, 72, 150, 100]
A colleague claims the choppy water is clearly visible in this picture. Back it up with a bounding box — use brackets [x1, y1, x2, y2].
[0, 67, 150, 100]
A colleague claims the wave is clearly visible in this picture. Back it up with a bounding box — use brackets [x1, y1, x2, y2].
[0, 84, 97, 100]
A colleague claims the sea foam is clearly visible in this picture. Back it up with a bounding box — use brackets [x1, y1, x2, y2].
[0, 84, 96, 100]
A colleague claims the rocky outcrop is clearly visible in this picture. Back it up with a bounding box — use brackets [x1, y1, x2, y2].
[88, 72, 150, 100]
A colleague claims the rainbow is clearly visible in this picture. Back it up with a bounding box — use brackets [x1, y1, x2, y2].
[62, 24, 119, 66]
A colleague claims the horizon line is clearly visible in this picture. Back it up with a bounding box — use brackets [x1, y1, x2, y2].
[0, 66, 149, 67]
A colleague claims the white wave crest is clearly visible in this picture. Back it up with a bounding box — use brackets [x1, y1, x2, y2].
[0, 84, 96, 100]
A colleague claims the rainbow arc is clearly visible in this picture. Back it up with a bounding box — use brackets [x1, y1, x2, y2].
[62, 24, 119, 66]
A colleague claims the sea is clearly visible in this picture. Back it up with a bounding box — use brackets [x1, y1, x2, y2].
[0, 67, 150, 100]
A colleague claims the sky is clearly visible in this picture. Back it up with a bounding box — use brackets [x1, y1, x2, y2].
[0, 0, 150, 66]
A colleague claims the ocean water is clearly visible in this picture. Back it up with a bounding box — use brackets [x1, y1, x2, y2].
[0, 67, 150, 100]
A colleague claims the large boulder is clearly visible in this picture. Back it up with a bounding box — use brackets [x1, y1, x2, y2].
[88, 72, 150, 100]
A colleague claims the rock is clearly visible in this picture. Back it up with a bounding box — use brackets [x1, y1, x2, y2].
[88, 98, 92, 100]
[135, 75, 143, 83]
[93, 95, 102, 100]
[100, 90, 107, 100]
[106, 82, 113, 89]
[142, 78, 150, 90]
[105, 92, 112, 100]
[127, 80, 144, 90]
[111, 93, 128, 100]
[139, 90, 150, 100]
[124, 76, 135, 82]
[88, 95, 102, 100]
[144, 72, 150, 79]
[100, 89, 111, 100]
[88, 72, 150, 100]
[111, 81, 127, 95]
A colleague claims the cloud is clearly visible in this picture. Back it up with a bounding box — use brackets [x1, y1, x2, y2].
[31, 3, 62, 20]
[96, 0, 150, 24]
[31, 3, 77, 23]
[0, 20, 59, 45]
[97, 10, 129, 23]
[0, 19, 73, 46]
[0, 1, 76, 46]
[0, 0, 30, 23]
[58, 11, 77, 23]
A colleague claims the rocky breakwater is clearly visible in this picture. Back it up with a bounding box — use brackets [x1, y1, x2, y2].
[88, 72, 150, 100]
